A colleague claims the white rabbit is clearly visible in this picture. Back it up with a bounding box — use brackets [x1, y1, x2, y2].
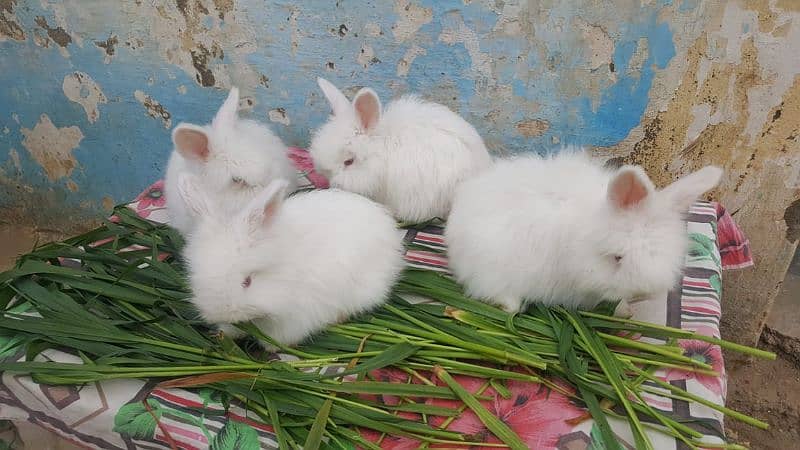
[178, 175, 405, 347]
[310, 77, 492, 223]
[164, 87, 296, 236]
[445, 150, 723, 315]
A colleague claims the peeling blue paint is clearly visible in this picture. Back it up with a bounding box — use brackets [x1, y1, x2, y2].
[0, 0, 681, 218]
[680, 0, 699, 12]
[573, 18, 676, 146]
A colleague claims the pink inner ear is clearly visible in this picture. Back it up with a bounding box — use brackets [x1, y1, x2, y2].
[609, 170, 649, 209]
[262, 200, 280, 223]
[175, 128, 209, 161]
[354, 92, 380, 131]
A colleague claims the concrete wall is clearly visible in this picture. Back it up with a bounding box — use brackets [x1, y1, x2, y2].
[1, 0, 798, 344]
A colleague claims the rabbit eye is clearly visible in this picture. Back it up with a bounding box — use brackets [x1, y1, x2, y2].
[242, 275, 252, 288]
[613, 255, 623, 263]
[343, 157, 355, 167]
[232, 176, 247, 186]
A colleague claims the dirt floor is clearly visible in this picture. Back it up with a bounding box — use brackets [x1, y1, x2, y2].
[725, 338, 800, 450]
[727, 250, 800, 450]
[0, 222, 799, 449]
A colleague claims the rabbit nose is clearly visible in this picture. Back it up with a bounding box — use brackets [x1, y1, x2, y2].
[320, 168, 334, 179]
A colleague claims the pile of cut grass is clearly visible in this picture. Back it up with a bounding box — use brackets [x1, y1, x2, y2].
[0, 206, 772, 449]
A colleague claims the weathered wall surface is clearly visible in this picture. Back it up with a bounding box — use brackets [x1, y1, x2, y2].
[601, 0, 800, 347]
[0, 1, 798, 343]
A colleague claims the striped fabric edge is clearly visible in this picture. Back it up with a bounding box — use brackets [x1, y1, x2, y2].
[672, 203, 726, 448]
[141, 388, 279, 450]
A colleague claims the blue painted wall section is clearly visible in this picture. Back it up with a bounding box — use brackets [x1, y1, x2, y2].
[0, 0, 745, 223]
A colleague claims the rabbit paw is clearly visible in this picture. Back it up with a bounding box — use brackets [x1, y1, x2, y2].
[216, 323, 245, 339]
[495, 296, 524, 314]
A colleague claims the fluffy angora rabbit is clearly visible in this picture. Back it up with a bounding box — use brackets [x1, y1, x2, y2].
[310, 77, 492, 223]
[164, 87, 296, 235]
[445, 151, 723, 315]
[178, 176, 405, 347]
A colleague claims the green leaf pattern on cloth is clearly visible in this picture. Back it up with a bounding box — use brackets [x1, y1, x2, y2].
[198, 387, 228, 407]
[113, 399, 162, 440]
[709, 274, 722, 297]
[589, 422, 625, 450]
[688, 232, 721, 267]
[210, 419, 260, 450]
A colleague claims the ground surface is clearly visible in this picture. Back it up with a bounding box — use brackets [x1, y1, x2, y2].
[0, 222, 798, 450]
[726, 341, 800, 450]
[726, 250, 800, 450]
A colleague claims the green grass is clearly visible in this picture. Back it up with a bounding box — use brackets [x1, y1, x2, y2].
[0, 205, 774, 449]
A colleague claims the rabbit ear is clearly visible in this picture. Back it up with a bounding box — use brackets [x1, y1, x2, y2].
[177, 174, 210, 217]
[660, 166, 723, 213]
[607, 166, 654, 210]
[244, 179, 289, 233]
[173, 123, 210, 161]
[317, 77, 350, 116]
[212, 86, 240, 128]
[353, 88, 381, 132]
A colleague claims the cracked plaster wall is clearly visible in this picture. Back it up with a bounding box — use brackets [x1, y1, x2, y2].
[0, 0, 798, 343]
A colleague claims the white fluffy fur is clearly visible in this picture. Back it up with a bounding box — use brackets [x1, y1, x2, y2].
[179, 177, 405, 347]
[310, 78, 492, 223]
[445, 150, 723, 313]
[164, 87, 296, 236]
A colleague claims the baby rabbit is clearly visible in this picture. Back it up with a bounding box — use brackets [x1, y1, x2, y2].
[178, 175, 405, 347]
[164, 87, 296, 236]
[445, 151, 723, 315]
[310, 78, 492, 223]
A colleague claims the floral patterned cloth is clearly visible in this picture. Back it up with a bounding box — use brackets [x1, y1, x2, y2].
[360, 372, 586, 450]
[0, 149, 753, 449]
[133, 180, 165, 219]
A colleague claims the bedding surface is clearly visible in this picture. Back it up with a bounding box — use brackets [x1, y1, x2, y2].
[0, 149, 753, 449]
